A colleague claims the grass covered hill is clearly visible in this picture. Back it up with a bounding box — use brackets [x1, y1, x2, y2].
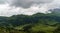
[0, 13, 60, 33]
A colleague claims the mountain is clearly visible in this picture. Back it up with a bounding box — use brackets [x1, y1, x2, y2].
[50, 9, 60, 16]
[0, 13, 59, 26]
[0, 12, 60, 33]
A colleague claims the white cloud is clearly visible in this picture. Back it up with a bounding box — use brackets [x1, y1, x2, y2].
[0, 0, 60, 16]
[0, 4, 51, 16]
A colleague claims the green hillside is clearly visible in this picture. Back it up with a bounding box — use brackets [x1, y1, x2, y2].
[0, 13, 60, 33]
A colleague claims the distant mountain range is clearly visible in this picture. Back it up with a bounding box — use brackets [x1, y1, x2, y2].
[0, 12, 60, 27]
[50, 9, 60, 16]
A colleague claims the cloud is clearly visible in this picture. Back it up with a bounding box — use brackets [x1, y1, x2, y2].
[8, 0, 53, 8]
[0, 0, 7, 4]
[0, 4, 51, 16]
[0, 0, 60, 16]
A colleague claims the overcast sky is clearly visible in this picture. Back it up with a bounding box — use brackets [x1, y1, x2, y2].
[0, 0, 60, 16]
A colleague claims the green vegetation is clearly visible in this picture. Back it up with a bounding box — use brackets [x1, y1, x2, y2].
[0, 13, 60, 33]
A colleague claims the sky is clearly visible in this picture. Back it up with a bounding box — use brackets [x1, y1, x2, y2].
[0, 0, 60, 16]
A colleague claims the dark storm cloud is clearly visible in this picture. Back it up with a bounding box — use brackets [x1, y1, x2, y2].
[8, 0, 53, 8]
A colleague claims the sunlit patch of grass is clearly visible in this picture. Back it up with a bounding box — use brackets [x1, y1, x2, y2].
[31, 24, 56, 33]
